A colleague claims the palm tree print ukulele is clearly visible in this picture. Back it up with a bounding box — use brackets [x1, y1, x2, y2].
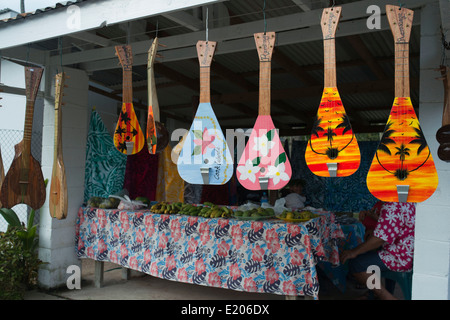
[366, 5, 438, 203]
[305, 7, 361, 178]
[114, 45, 145, 155]
[236, 32, 292, 190]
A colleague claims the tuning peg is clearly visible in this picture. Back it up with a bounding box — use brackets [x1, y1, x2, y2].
[64, 84, 69, 88]
[158, 43, 167, 48]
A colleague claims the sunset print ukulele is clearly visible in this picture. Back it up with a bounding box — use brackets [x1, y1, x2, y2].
[305, 6, 360, 178]
[147, 37, 169, 154]
[366, 5, 438, 203]
[114, 45, 145, 155]
[176, 40, 233, 185]
[236, 32, 292, 190]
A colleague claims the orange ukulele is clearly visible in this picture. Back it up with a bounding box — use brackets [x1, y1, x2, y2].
[114, 45, 145, 155]
[147, 37, 169, 154]
[367, 5, 438, 203]
[305, 6, 360, 178]
[0, 67, 46, 210]
[49, 72, 68, 219]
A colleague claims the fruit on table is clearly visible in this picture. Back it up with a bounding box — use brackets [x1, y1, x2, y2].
[150, 202, 183, 214]
[279, 210, 315, 220]
[87, 196, 120, 209]
[234, 207, 275, 219]
[135, 196, 150, 206]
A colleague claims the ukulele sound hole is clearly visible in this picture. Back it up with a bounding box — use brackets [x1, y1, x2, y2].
[260, 167, 265, 173]
[204, 159, 209, 164]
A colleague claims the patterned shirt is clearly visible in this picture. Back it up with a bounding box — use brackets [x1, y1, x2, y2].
[373, 202, 416, 272]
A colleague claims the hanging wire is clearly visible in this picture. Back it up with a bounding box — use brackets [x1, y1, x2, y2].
[155, 20, 159, 38]
[59, 37, 64, 73]
[263, 0, 267, 34]
[205, 7, 209, 42]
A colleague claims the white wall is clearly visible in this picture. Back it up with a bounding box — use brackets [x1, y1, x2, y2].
[412, 1, 450, 300]
[38, 66, 89, 289]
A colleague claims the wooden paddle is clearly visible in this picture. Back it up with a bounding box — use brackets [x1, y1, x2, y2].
[49, 72, 68, 219]
[147, 37, 169, 154]
[305, 6, 361, 178]
[436, 65, 450, 161]
[0, 67, 46, 210]
[236, 32, 292, 190]
[177, 40, 233, 185]
[367, 5, 438, 203]
[114, 45, 145, 155]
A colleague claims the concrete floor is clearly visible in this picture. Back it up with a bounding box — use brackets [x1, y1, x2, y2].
[23, 258, 403, 301]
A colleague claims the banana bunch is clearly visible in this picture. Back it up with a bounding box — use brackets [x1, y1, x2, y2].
[179, 202, 233, 219]
[150, 202, 183, 214]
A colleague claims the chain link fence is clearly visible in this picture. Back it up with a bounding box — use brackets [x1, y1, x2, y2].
[0, 129, 42, 232]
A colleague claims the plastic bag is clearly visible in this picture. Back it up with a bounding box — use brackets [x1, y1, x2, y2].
[109, 195, 147, 210]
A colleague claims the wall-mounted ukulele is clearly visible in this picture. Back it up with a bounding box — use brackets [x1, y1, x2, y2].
[236, 32, 292, 190]
[114, 45, 145, 155]
[305, 7, 361, 178]
[367, 5, 438, 203]
[177, 40, 233, 185]
[0, 67, 46, 210]
[147, 37, 169, 154]
[49, 72, 68, 219]
[436, 65, 450, 161]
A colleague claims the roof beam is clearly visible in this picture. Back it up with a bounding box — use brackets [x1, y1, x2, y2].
[0, 0, 227, 50]
[162, 11, 203, 31]
[40, 0, 425, 71]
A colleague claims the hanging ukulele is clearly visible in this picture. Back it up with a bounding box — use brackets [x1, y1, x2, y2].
[236, 32, 292, 190]
[147, 37, 169, 154]
[0, 66, 46, 210]
[177, 40, 233, 185]
[367, 5, 438, 203]
[49, 72, 68, 219]
[114, 45, 145, 155]
[436, 65, 450, 161]
[305, 6, 361, 178]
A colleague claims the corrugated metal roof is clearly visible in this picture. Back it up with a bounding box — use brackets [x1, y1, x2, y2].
[0, 1, 88, 25]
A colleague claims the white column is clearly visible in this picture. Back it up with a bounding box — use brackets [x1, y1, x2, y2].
[412, 1, 450, 300]
[38, 66, 89, 289]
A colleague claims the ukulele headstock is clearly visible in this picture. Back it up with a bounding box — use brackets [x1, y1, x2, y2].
[55, 72, 67, 110]
[386, 5, 414, 44]
[115, 45, 133, 71]
[196, 41, 216, 67]
[148, 37, 165, 67]
[254, 32, 276, 62]
[321, 6, 342, 40]
[25, 66, 44, 102]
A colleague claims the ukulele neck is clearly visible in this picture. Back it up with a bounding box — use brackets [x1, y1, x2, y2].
[199, 66, 211, 103]
[259, 61, 271, 116]
[23, 98, 35, 153]
[122, 68, 133, 104]
[323, 38, 337, 88]
[53, 106, 62, 162]
[394, 42, 410, 98]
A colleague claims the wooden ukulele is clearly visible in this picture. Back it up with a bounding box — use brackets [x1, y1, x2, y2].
[0, 67, 46, 210]
[236, 32, 292, 190]
[305, 7, 361, 178]
[177, 40, 233, 185]
[114, 45, 145, 155]
[49, 72, 68, 219]
[367, 5, 438, 203]
[147, 37, 169, 154]
[436, 65, 450, 161]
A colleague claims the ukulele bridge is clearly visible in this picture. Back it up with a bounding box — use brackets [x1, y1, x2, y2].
[396, 185, 410, 202]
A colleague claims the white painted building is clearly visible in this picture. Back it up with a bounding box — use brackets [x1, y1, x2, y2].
[0, 0, 448, 299]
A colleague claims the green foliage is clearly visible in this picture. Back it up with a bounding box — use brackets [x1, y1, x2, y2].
[0, 228, 42, 299]
[0, 179, 48, 299]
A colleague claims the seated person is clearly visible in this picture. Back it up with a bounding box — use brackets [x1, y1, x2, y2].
[283, 179, 306, 210]
[340, 201, 416, 300]
[359, 200, 383, 240]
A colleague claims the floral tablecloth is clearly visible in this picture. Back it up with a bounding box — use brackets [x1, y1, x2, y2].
[75, 207, 344, 299]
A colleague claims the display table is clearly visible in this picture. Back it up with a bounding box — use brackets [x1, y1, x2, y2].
[75, 207, 344, 299]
